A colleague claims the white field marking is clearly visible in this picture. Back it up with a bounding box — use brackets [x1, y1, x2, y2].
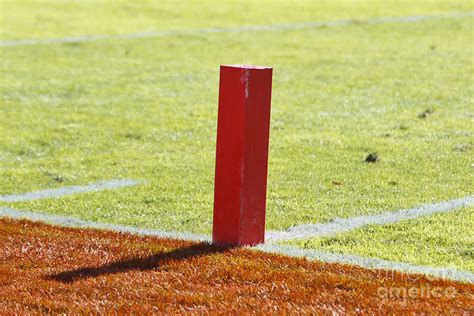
[265, 196, 474, 242]
[1, 11, 472, 47]
[0, 206, 210, 242]
[253, 244, 474, 284]
[0, 179, 142, 202]
[1, 205, 472, 283]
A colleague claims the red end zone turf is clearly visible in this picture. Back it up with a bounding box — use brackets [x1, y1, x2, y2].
[0, 218, 472, 313]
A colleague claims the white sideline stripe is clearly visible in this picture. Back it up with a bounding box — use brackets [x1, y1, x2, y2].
[254, 244, 474, 284]
[265, 196, 474, 242]
[1, 206, 472, 284]
[1, 11, 472, 47]
[0, 179, 142, 202]
[0, 206, 210, 242]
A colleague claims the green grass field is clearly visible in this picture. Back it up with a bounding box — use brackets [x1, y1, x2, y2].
[1, 1, 473, 273]
[289, 206, 474, 272]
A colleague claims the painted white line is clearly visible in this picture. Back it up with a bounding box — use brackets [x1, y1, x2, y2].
[254, 244, 474, 284]
[0, 179, 142, 202]
[0, 206, 209, 242]
[1, 205, 472, 283]
[266, 196, 474, 242]
[1, 11, 472, 47]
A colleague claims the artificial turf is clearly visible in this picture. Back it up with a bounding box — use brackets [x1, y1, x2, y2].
[1, 218, 473, 313]
[1, 1, 473, 271]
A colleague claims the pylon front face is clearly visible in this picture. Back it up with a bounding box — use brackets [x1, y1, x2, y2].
[212, 65, 273, 246]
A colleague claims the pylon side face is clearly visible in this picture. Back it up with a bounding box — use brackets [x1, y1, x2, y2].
[212, 65, 273, 246]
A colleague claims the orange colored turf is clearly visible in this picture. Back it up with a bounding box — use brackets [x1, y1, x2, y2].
[0, 218, 472, 314]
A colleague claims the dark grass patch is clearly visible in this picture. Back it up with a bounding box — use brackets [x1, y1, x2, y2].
[418, 109, 435, 119]
[365, 152, 380, 163]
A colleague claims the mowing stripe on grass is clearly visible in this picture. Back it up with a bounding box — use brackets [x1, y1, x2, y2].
[1, 203, 473, 283]
[254, 244, 474, 284]
[0, 179, 142, 202]
[265, 196, 474, 242]
[1, 11, 472, 47]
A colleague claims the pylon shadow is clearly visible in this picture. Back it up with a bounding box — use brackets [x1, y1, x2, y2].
[47, 242, 235, 283]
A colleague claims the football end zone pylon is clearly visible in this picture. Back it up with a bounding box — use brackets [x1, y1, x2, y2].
[212, 65, 273, 246]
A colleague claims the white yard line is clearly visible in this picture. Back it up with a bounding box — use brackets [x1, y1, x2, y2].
[265, 196, 474, 242]
[1, 196, 473, 283]
[0, 179, 142, 202]
[1, 11, 472, 47]
[254, 244, 474, 284]
[2, 182, 471, 244]
[0, 206, 209, 242]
